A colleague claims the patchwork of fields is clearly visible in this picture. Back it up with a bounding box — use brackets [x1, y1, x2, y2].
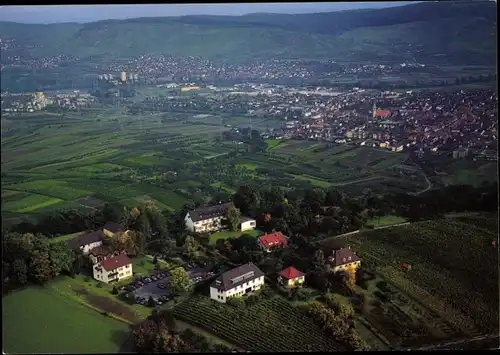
[1, 111, 431, 220]
[320, 213, 499, 344]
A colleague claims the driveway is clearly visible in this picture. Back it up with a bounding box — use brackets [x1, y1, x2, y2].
[131, 264, 214, 301]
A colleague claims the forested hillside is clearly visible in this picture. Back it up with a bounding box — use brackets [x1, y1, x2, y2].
[0, 1, 496, 64]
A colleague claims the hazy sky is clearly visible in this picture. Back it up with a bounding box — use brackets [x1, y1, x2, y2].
[0, 3, 419, 24]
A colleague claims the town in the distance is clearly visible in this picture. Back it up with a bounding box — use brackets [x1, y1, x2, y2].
[1, 1, 498, 354]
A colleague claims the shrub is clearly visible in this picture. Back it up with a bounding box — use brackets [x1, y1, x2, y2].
[227, 297, 246, 309]
[111, 286, 118, 295]
[376, 281, 390, 293]
[245, 294, 258, 306]
[148, 296, 156, 307]
[83, 276, 90, 282]
[138, 260, 145, 266]
[373, 290, 389, 302]
[96, 283, 102, 288]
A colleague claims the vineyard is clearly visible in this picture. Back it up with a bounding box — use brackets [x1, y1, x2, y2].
[172, 295, 341, 352]
[323, 214, 499, 336]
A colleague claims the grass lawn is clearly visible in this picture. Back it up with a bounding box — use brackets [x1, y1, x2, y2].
[49, 230, 87, 244]
[49, 274, 152, 320]
[3, 286, 130, 354]
[209, 229, 263, 244]
[236, 163, 258, 170]
[366, 215, 408, 227]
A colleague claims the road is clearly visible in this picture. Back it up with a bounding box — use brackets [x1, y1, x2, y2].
[314, 222, 411, 244]
[410, 333, 499, 350]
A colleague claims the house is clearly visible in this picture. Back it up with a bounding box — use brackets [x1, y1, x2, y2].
[210, 262, 265, 303]
[278, 266, 305, 288]
[93, 253, 133, 284]
[327, 247, 361, 273]
[184, 202, 234, 233]
[258, 231, 288, 253]
[240, 217, 257, 232]
[88, 244, 127, 264]
[103, 221, 128, 238]
[67, 230, 104, 255]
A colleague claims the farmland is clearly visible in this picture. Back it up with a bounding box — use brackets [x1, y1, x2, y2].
[1, 109, 436, 222]
[3, 286, 130, 354]
[172, 294, 342, 352]
[320, 213, 499, 346]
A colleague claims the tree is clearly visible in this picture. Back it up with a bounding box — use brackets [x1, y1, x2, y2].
[343, 267, 357, 294]
[183, 236, 198, 261]
[11, 259, 28, 285]
[148, 295, 156, 307]
[29, 251, 57, 284]
[153, 255, 158, 265]
[111, 286, 119, 295]
[168, 267, 192, 294]
[226, 205, 241, 231]
[313, 249, 325, 270]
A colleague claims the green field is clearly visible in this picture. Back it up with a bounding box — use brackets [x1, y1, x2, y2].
[3, 286, 130, 354]
[209, 229, 263, 244]
[367, 215, 408, 227]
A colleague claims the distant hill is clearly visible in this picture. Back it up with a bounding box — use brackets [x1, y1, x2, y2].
[0, 1, 496, 65]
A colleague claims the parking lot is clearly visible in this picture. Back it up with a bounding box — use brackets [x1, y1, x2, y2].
[121, 262, 214, 306]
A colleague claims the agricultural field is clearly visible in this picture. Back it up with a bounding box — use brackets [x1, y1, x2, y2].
[3, 286, 130, 354]
[1, 110, 431, 221]
[320, 213, 499, 347]
[172, 294, 341, 352]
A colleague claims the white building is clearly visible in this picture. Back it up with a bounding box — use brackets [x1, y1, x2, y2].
[210, 263, 265, 303]
[240, 217, 257, 232]
[185, 202, 234, 233]
[67, 230, 104, 255]
[93, 254, 133, 284]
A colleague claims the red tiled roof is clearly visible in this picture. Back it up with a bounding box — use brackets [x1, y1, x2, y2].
[258, 232, 288, 249]
[278, 266, 304, 280]
[328, 247, 360, 267]
[100, 254, 132, 271]
[375, 109, 391, 118]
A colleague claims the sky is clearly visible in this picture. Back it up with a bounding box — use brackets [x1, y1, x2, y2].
[0, 2, 420, 24]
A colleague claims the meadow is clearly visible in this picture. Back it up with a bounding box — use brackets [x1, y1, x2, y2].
[320, 213, 499, 345]
[3, 286, 130, 354]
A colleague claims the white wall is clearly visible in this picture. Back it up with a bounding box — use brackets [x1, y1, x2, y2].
[210, 276, 265, 303]
[82, 241, 103, 255]
[93, 263, 133, 284]
[241, 219, 256, 232]
[185, 213, 195, 232]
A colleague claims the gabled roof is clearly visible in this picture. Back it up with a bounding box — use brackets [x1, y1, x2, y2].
[328, 247, 360, 267]
[88, 244, 123, 257]
[278, 266, 304, 280]
[211, 262, 264, 291]
[188, 202, 234, 222]
[67, 230, 104, 250]
[103, 221, 126, 233]
[100, 254, 132, 271]
[258, 232, 288, 250]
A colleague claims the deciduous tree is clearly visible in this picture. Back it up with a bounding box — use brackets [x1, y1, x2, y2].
[168, 267, 192, 294]
[226, 205, 241, 231]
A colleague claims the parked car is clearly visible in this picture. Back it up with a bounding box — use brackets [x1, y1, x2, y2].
[144, 277, 152, 283]
[136, 281, 144, 287]
[151, 276, 158, 281]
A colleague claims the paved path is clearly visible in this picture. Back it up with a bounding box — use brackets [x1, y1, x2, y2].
[314, 222, 411, 244]
[411, 333, 499, 350]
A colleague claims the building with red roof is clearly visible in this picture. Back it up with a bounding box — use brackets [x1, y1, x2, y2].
[327, 247, 361, 273]
[258, 231, 288, 253]
[375, 109, 392, 118]
[278, 266, 305, 288]
[93, 253, 133, 284]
